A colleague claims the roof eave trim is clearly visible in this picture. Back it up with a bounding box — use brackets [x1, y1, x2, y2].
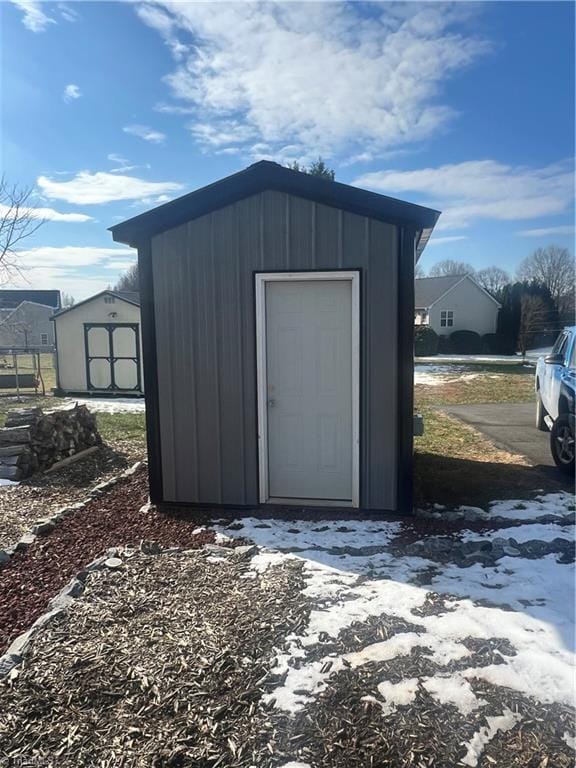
[110, 162, 440, 247]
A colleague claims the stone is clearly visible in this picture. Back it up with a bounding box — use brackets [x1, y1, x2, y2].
[48, 579, 84, 610]
[204, 544, 234, 556]
[140, 540, 162, 555]
[104, 557, 124, 569]
[32, 519, 55, 535]
[503, 545, 521, 556]
[6, 628, 35, 658]
[16, 532, 36, 550]
[0, 653, 21, 678]
[90, 479, 117, 496]
[0, 550, 10, 565]
[232, 544, 258, 559]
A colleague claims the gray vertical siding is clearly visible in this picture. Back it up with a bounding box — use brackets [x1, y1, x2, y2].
[152, 189, 398, 510]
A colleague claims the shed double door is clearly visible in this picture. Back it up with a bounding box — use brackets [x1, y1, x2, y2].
[84, 323, 141, 392]
[260, 276, 358, 505]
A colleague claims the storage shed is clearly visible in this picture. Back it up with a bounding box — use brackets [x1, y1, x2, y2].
[111, 162, 440, 513]
[52, 290, 143, 396]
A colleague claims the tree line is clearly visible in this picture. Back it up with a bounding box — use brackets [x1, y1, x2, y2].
[419, 246, 574, 353]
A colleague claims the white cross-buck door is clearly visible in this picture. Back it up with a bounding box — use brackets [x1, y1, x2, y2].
[84, 323, 141, 392]
[256, 273, 359, 507]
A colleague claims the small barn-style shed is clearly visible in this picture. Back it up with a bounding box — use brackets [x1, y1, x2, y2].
[111, 162, 440, 513]
[52, 290, 143, 396]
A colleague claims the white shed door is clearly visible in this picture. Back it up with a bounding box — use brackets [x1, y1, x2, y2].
[265, 280, 353, 502]
[85, 324, 141, 392]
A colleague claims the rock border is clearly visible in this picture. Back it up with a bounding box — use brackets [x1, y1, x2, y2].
[0, 461, 143, 566]
[0, 538, 257, 679]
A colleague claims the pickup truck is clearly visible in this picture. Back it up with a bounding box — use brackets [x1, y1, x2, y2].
[535, 326, 575, 474]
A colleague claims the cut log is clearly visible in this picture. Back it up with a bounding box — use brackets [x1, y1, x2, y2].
[0, 465, 22, 480]
[0, 426, 31, 444]
[0, 444, 31, 456]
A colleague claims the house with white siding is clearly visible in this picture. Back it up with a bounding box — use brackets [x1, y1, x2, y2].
[415, 275, 500, 336]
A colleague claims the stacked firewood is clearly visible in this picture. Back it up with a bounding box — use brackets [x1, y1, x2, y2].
[0, 405, 102, 480]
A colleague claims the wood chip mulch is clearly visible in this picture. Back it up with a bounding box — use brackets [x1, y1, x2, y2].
[271, 639, 575, 768]
[0, 444, 143, 550]
[0, 466, 216, 653]
[0, 549, 308, 768]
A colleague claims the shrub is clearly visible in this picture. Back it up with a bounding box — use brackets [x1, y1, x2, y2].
[414, 326, 439, 356]
[448, 330, 482, 355]
[438, 335, 450, 354]
[482, 333, 512, 355]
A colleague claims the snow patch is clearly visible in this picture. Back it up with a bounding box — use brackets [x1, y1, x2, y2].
[422, 676, 484, 715]
[60, 397, 145, 414]
[562, 731, 576, 750]
[460, 708, 522, 767]
[375, 678, 419, 714]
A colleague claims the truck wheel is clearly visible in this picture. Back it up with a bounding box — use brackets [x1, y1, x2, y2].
[536, 392, 548, 431]
[550, 415, 575, 475]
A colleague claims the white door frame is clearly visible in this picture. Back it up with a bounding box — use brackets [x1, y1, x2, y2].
[255, 271, 360, 507]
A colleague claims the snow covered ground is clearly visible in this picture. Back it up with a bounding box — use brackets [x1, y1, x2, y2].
[414, 363, 533, 386]
[215, 493, 575, 764]
[60, 397, 146, 414]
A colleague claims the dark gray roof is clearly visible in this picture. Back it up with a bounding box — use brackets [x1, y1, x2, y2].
[415, 275, 466, 308]
[110, 161, 440, 257]
[0, 290, 61, 310]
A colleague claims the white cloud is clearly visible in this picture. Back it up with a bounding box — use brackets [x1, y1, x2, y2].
[103, 259, 136, 270]
[123, 124, 166, 144]
[37, 171, 184, 205]
[10, 0, 55, 32]
[16, 246, 135, 269]
[354, 159, 574, 230]
[107, 153, 128, 165]
[63, 84, 82, 102]
[136, 2, 490, 159]
[58, 4, 79, 23]
[10, 0, 77, 31]
[5, 246, 136, 301]
[517, 225, 575, 237]
[155, 102, 195, 115]
[426, 235, 468, 246]
[0, 203, 93, 223]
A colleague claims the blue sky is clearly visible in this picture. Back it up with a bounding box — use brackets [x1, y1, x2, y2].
[1, 0, 574, 299]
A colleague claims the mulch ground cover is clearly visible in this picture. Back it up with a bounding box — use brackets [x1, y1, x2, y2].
[0, 466, 216, 653]
[0, 445, 141, 550]
[0, 549, 308, 768]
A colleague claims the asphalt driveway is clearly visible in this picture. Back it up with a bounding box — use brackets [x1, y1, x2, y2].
[440, 402, 554, 467]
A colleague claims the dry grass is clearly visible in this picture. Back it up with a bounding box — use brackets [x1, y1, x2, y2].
[413, 369, 567, 507]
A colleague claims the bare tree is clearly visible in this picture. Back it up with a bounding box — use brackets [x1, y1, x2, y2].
[518, 294, 550, 355]
[115, 263, 139, 292]
[415, 263, 426, 278]
[428, 259, 475, 277]
[61, 292, 75, 308]
[0, 177, 46, 278]
[516, 245, 575, 304]
[475, 266, 510, 297]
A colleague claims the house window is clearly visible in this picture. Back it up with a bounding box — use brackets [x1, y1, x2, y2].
[104, 296, 115, 304]
[440, 310, 454, 328]
[40, 333, 49, 346]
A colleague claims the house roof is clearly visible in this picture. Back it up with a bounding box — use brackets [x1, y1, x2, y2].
[52, 290, 140, 318]
[415, 274, 501, 309]
[415, 276, 466, 308]
[0, 290, 61, 310]
[110, 161, 440, 257]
